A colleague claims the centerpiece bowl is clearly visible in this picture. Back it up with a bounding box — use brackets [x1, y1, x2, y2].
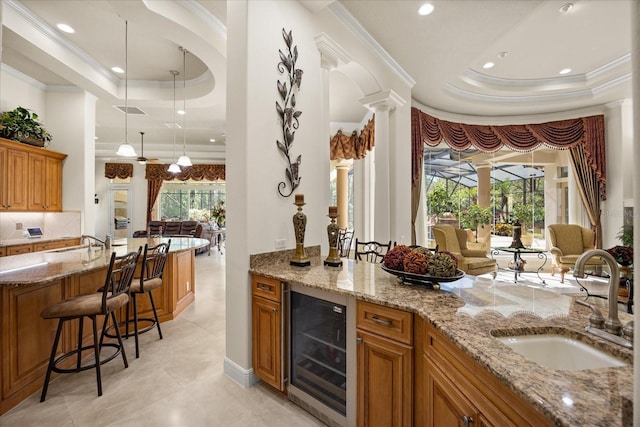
[381, 264, 465, 289]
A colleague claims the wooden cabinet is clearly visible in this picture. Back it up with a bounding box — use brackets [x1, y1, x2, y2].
[423, 322, 553, 427]
[1, 238, 80, 257]
[251, 275, 284, 391]
[356, 300, 413, 427]
[28, 152, 65, 211]
[7, 244, 33, 256]
[0, 138, 66, 212]
[0, 144, 29, 210]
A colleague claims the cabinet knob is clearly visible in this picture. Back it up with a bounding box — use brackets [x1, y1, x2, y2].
[356, 337, 363, 344]
[272, 308, 277, 313]
[462, 415, 474, 427]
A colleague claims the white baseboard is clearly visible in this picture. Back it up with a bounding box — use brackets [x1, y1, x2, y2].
[223, 357, 260, 388]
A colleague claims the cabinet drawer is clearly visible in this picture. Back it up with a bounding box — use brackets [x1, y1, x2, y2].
[0, 247, 6, 257]
[356, 300, 413, 345]
[33, 240, 68, 252]
[7, 244, 33, 255]
[251, 275, 282, 303]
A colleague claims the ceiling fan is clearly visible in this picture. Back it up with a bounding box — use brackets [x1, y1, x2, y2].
[136, 131, 158, 164]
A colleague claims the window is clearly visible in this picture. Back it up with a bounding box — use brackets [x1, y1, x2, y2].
[158, 181, 226, 221]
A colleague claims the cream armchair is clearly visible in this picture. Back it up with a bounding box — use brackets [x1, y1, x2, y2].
[432, 225, 497, 277]
[547, 224, 604, 283]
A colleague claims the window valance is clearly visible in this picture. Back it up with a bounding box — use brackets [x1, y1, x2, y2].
[411, 107, 606, 200]
[330, 116, 375, 160]
[105, 163, 133, 179]
[145, 164, 225, 181]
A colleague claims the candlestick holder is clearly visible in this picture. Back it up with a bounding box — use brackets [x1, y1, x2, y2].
[290, 196, 310, 267]
[324, 207, 342, 267]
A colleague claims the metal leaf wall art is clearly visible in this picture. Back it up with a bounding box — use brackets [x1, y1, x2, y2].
[276, 28, 303, 197]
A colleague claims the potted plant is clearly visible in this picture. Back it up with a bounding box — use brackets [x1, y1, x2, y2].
[459, 205, 492, 242]
[0, 106, 53, 147]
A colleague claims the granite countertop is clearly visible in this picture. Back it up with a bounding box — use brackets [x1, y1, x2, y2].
[0, 237, 210, 287]
[249, 254, 633, 427]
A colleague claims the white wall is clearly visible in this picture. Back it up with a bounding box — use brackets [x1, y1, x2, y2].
[1, 65, 47, 123]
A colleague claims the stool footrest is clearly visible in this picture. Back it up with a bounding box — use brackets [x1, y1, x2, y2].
[52, 342, 122, 374]
[103, 318, 160, 339]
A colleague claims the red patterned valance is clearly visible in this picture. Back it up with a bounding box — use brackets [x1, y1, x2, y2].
[411, 107, 606, 199]
[105, 163, 133, 179]
[330, 116, 375, 160]
[145, 164, 225, 181]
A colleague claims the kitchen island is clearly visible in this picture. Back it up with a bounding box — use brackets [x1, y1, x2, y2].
[0, 237, 209, 415]
[250, 254, 633, 426]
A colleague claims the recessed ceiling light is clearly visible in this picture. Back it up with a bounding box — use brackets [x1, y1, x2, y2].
[111, 66, 124, 74]
[559, 3, 574, 13]
[559, 68, 572, 75]
[497, 51, 508, 59]
[56, 23, 75, 33]
[210, 138, 216, 143]
[177, 110, 186, 115]
[483, 62, 495, 69]
[418, 3, 434, 16]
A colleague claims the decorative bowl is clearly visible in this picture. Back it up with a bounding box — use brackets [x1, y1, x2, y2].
[381, 264, 465, 288]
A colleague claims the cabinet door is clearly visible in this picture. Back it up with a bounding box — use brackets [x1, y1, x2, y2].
[357, 329, 413, 427]
[44, 156, 63, 211]
[28, 153, 47, 211]
[252, 295, 282, 390]
[7, 244, 33, 256]
[425, 357, 480, 427]
[5, 148, 29, 211]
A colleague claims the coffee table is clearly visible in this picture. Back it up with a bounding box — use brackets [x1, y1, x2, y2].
[491, 247, 547, 284]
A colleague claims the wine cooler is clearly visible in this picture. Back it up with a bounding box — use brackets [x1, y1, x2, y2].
[288, 285, 355, 426]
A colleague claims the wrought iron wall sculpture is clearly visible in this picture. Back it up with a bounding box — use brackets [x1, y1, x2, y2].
[276, 28, 303, 197]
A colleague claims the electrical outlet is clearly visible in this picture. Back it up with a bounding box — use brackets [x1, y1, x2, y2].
[275, 239, 286, 249]
[16, 223, 23, 230]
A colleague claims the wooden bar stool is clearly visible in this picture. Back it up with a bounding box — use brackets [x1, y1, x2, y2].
[125, 240, 171, 358]
[40, 248, 141, 401]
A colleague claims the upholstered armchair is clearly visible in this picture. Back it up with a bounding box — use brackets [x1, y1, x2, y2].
[547, 224, 604, 283]
[432, 224, 497, 277]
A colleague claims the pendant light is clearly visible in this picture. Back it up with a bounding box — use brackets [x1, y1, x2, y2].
[116, 20, 137, 157]
[176, 46, 192, 167]
[168, 69, 181, 173]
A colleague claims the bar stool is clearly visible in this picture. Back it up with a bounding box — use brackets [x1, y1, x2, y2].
[125, 240, 171, 358]
[40, 248, 141, 402]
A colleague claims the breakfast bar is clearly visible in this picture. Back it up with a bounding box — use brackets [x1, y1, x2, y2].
[0, 237, 209, 415]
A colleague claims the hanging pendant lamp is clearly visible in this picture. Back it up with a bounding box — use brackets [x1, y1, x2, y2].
[116, 20, 137, 157]
[176, 46, 192, 167]
[168, 69, 181, 173]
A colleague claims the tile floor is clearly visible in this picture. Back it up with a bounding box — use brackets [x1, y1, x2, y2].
[0, 252, 325, 427]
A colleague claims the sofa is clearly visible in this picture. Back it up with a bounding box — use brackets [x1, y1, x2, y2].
[432, 224, 497, 277]
[133, 220, 199, 238]
[547, 224, 605, 283]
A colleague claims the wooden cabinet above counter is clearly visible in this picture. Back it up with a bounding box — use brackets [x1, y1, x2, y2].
[0, 138, 67, 212]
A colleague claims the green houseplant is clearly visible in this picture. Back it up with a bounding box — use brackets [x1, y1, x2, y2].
[459, 205, 492, 242]
[0, 106, 53, 147]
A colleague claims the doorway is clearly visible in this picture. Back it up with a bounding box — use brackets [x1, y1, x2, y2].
[109, 185, 132, 239]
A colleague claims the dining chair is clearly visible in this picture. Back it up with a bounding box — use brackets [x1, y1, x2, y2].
[40, 248, 141, 401]
[354, 239, 393, 263]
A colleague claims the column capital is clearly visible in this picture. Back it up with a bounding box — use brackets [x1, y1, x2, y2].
[336, 159, 352, 170]
[315, 33, 351, 70]
[359, 90, 405, 113]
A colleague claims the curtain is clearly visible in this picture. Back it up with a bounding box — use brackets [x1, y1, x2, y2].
[144, 164, 226, 224]
[330, 117, 375, 160]
[105, 163, 133, 179]
[411, 108, 425, 244]
[411, 107, 606, 244]
[570, 145, 603, 248]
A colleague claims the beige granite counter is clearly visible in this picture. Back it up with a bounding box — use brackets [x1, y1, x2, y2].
[0, 237, 210, 286]
[249, 254, 633, 427]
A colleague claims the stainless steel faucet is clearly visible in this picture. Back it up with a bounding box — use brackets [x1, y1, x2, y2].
[81, 234, 112, 251]
[574, 249, 632, 348]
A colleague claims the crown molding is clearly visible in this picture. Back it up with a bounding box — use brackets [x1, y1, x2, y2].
[328, 2, 415, 88]
[5, 0, 118, 87]
[180, 0, 227, 41]
[1, 63, 47, 90]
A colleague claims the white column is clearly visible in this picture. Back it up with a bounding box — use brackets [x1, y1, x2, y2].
[336, 162, 350, 229]
[360, 90, 405, 242]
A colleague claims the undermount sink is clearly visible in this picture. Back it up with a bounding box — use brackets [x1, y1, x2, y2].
[495, 334, 627, 371]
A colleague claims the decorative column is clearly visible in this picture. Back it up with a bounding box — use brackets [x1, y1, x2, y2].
[476, 164, 491, 249]
[336, 161, 350, 229]
[360, 90, 405, 242]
